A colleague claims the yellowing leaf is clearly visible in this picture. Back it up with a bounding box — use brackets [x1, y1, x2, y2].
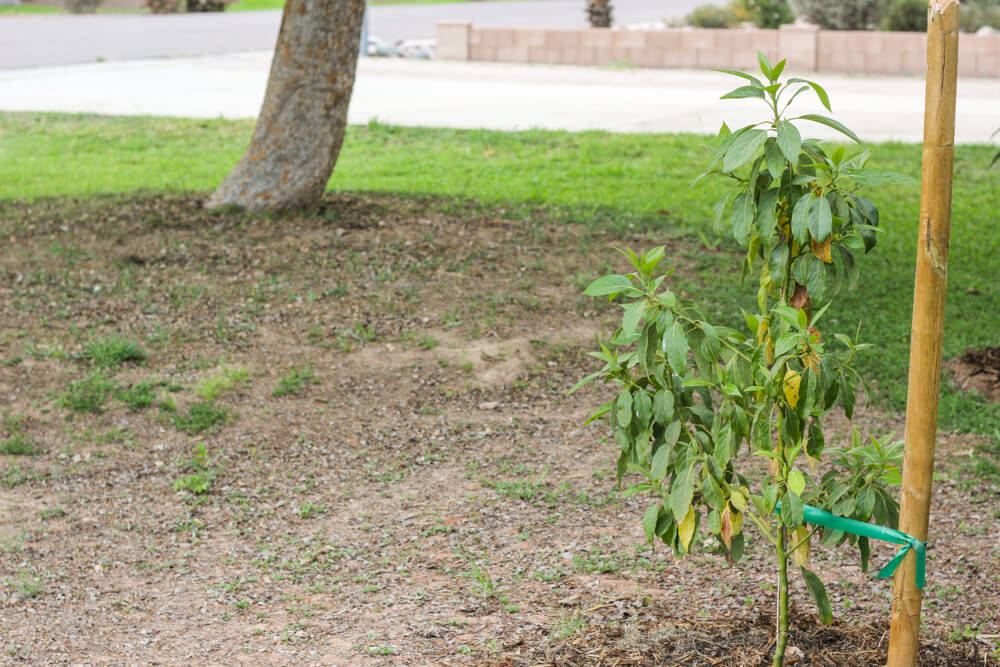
[811, 236, 833, 263]
[805, 453, 819, 476]
[720, 506, 733, 548]
[678, 506, 696, 552]
[756, 317, 769, 345]
[783, 369, 801, 407]
[791, 525, 811, 567]
[729, 489, 748, 512]
[731, 509, 743, 536]
[804, 352, 820, 374]
[787, 469, 806, 496]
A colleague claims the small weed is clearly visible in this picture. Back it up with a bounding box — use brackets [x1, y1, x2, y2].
[483, 468, 549, 501]
[421, 523, 455, 537]
[194, 366, 249, 402]
[173, 443, 216, 495]
[83, 335, 146, 369]
[366, 645, 397, 656]
[38, 508, 66, 520]
[337, 321, 377, 349]
[947, 623, 980, 643]
[2, 464, 44, 488]
[57, 372, 117, 413]
[5, 569, 44, 598]
[173, 401, 229, 434]
[116, 379, 157, 410]
[551, 614, 586, 641]
[419, 335, 439, 350]
[571, 548, 623, 574]
[273, 366, 320, 398]
[462, 551, 499, 598]
[323, 283, 348, 298]
[297, 503, 326, 519]
[1, 413, 35, 455]
[173, 472, 213, 495]
[533, 568, 565, 583]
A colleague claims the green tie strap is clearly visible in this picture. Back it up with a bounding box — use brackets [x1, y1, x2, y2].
[775, 502, 925, 589]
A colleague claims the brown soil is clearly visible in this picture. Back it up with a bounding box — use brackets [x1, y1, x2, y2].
[948, 346, 1000, 403]
[0, 193, 997, 666]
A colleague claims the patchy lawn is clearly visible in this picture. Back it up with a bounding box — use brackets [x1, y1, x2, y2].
[0, 193, 997, 664]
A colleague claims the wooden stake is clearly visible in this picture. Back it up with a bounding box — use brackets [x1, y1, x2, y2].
[887, 1, 959, 665]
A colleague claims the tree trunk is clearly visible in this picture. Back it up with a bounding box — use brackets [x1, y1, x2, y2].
[206, 0, 366, 211]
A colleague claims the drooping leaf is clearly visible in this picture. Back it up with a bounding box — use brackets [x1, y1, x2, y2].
[858, 536, 871, 572]
[664, 321, 689, 375]
[720, 505, 733, 547]
[642, 502, 660, 543]
[621, 300, 647, 339]
[787, 469, 806, 496]
[678, 505, 697, 552]
[783, 369, 801, 408]
[811, 237, 833, 263]
[780, 490, 804, 528]
[806, 421, 825, 458]
[731, 191, 755, 247]
[670, 463, 696, 522]
[633, 389, 652, 427]
[764, 138, 785, 180]
[808, 195, 833, 241]
[790, 195, 811, 245]
[651, 445, 670, 481]
[800, 567, 833, 624]
[776, 121, 802, 164]
[616, 390, 633, 428]
[790, 525, 811, 567]
[663, 420, 683, 448]
[652, 389, 674, 425]
[755, 188, 780, 239]
[723, 130, 768, 173]
[805, 256, 827, 303]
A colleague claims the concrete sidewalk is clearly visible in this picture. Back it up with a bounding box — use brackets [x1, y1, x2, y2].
[1, 54, 998, 144]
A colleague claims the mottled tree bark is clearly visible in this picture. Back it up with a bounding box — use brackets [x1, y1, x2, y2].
[206, 0, 366, 211]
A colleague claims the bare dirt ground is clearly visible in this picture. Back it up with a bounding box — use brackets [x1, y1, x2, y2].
[0, 193, 997, 665]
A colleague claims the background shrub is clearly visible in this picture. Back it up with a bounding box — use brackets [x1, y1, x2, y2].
[960, 0, 1000, 32]
[883, 0, 927, 32]
[793, 0, 883, 30]
[685, 3, 740, 28]
[737, 0, 793, 28]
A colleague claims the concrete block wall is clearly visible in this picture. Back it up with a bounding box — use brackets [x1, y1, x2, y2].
[463, 25, 781, 70]
[438, 22, 1000, 78]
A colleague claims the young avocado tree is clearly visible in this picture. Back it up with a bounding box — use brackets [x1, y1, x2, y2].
[576, 54, 904, 666]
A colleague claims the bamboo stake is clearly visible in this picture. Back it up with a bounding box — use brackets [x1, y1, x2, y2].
[887, 1, 959, 665]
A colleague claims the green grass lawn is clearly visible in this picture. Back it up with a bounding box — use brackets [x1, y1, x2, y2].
[0, 4, 61, 12]
[1, 111, 997, 441]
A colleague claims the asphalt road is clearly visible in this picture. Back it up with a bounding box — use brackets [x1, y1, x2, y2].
[0, 0, 702, 69]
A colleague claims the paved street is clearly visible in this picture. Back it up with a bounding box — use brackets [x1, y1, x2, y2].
[2, 53, 999, 144]
[0, 0, 700, 69]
